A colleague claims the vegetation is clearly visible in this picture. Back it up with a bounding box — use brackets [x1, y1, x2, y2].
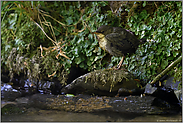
[1, 1, 182, 88]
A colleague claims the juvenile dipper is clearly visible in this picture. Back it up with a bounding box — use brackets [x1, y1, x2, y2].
[94, 25, 146, 69]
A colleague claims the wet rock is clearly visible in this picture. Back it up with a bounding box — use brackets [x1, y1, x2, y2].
[1, 83, 22, 101]
[163, 77, 181, 90]
[144, 83, 157, 94]
[117, 88, 144, 96]
[1, 100, 17, 108]
[109, 95, 157, 114]
[28, 93, 180, 114]
[1, 103, 28, 115]
[15, 97, 29, 104]
[144, 83, 180, 107]
[174, 90, 182, 106]
[61, 69, 139, 96]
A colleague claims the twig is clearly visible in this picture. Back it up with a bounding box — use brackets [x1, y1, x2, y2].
[150, 55, 182, 85]
[39, 10, 66, 27]
[31, 17, 57, 45]
[154, 2, 158, 9]
[48, 71, 56, 77]
[40, 45, 44, 57]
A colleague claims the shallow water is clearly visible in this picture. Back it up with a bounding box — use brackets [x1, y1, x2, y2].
[1, 82, 182, 122]
[1, 109, 182, 122]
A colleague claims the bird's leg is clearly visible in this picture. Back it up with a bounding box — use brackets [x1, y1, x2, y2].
[116, 55, 125, 69]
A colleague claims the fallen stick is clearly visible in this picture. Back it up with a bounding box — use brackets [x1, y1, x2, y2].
[150, 55, 182, 85]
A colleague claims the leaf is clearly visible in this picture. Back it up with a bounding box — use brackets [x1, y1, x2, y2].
[1, 1, 13, 11]
[173, 52, 179, 57]
[66, 17, 73, 25]
[141, 56, 147, 65]
[166, 49, 171, 56]
[140, 10, 148, 19]
[5, 45, 11, 51]
[161, 59, 168, 69]
[75, 57, 82, 64]
[87, 60, 92, 66]
[128, 64, 135, 70]
[73, 47, 78, 55]
[79, 62, 85, 68]
[143, 1, 146, 7]
[86, 51, 92, 57]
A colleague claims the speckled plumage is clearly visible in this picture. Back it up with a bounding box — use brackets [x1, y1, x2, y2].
[94, 25, 146, 69]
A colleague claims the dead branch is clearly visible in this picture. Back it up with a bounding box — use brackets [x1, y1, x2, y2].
[150, 55, 182, 85]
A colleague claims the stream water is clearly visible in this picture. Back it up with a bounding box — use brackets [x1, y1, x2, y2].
[1, 80, 182, 122]
[1, 107, 182, 122]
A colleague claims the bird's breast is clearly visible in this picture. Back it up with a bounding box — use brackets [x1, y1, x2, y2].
[95, 33, 107, 51]
[98, 37, 108, 51]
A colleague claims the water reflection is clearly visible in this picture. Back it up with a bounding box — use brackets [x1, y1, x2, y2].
[1, 109, 182, 122]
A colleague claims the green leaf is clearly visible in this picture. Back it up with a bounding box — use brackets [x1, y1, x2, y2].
[141, 56, 147, 65]
[128, 64, 135, 70]
[87, 60, 92, 66]
[75, 57, 82, 64]
[86, 51, 92, 56]
[79, 62, 85, 68]
[66, 17, 73, 25]
[65, 94, 75, 97]
[1, 1, 13, 11]
[140, 10, 148, 19]
[161, 59, 169, 69]
[143, 1, 146, 7]
[173, 52, 179, 57]
[166, 49, 171, 56]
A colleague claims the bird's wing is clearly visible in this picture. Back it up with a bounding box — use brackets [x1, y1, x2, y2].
[105, 33, 133, 50]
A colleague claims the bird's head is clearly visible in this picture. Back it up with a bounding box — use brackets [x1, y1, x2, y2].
[93, 25, 113, 39]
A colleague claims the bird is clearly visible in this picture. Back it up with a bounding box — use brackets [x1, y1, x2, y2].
[93, 25, 146, 69]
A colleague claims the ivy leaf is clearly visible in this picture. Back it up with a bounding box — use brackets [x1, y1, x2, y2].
[79, 62, 85, 68]
[166, 49, 171, 56]
[143, 1, 146, 7]
[141, 56, 147, 65]
[173, 52, 179, 57]
[87, 60, 92, 66]
[75, 57, 82, 64]
[161, 59, 169, 69]
[66, 17, 73, 25]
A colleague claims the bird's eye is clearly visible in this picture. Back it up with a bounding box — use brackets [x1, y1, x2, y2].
[101, 31, 104, 33]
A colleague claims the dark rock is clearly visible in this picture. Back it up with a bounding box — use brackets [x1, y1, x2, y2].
[1, 83, 22, 101]
[163, 77, 181, 90]
[174, 90, 182, 106]
[50, 66, 88, 95]
[144, 83, 180, 107]
[27, 93, 180, 114]
[1, 103, 28, 115]
[50, 82, 63, 95]
[146, 75, 182, 107]
[144, 83, 157, 94]
[117, 88, 144, 96]
[1, 74, 10, 83]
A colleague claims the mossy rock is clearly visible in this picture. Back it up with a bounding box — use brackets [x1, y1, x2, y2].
[61, 68, 140, 96]
[1, 104, 28, 115]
